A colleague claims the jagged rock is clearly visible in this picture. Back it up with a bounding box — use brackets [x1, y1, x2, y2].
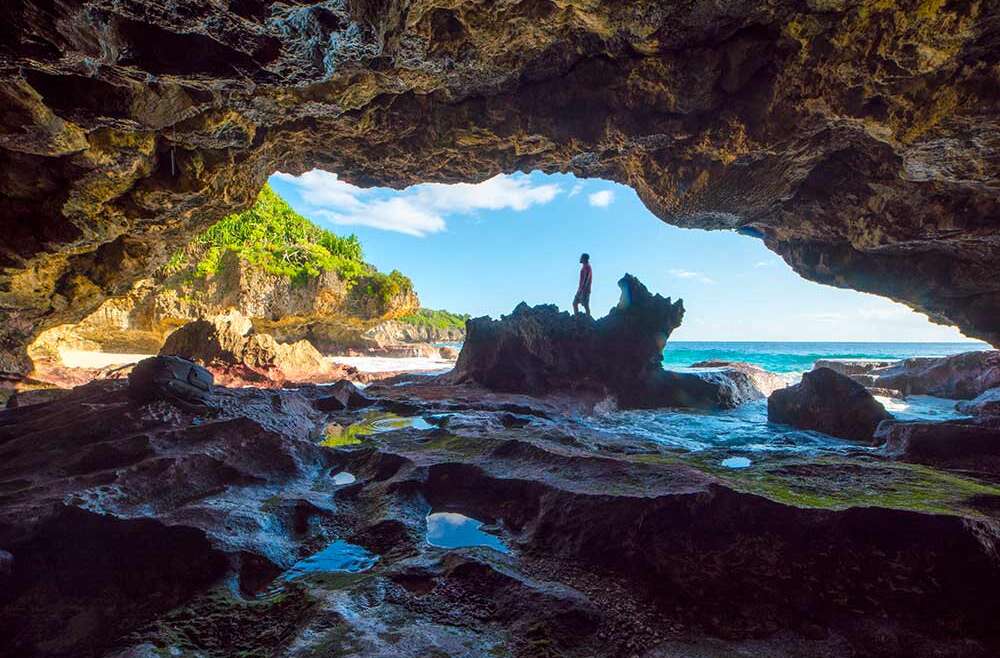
[3, 379, 1000, 656]
[313, 380, 375, 412]
[127, 355, 214, 408]
[768, 367, 892, 443]
[868, 351, 1000, 399]
[159, 312, 352, 387]
[957, 388, 1000, 418]
[875, 418, 1000, 474]
[812, 359, 897, 380]
[451, 274, 696, 406]
[363, 320, 465, 345]
[3, 0, 1000, 377]
[689, 361, 788, 398]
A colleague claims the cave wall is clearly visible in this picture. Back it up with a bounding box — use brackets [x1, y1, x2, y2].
[1, 0, 998, 376]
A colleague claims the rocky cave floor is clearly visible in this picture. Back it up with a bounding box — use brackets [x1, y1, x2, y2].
[2, 378, 1000, 658]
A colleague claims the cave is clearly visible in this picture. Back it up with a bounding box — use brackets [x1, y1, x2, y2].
[2, 1, 1000, 657]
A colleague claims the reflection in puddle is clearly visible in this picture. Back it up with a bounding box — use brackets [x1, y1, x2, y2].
[426, 512, 509, 553]
[282, 540, 378, 582]
[332, 471, 356, 485]
[721, 456, 752, 469]
[319, 412, 434, 448]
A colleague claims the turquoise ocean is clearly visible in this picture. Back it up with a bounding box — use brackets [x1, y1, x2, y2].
[660, 341, 991, 374]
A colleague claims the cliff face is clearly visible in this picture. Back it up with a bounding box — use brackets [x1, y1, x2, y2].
[2, 0, 999, 375]
[29, 249, 419, 364]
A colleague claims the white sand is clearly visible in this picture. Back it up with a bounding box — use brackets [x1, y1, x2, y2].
[58, 348, 153, 369]
[326, 355, 454, 374]
[56, 349, 455, 376]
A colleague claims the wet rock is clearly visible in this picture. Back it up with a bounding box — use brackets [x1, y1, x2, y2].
[127, 355, 214, 408]
[957, 388, 1000, 418]
[689, 360, 788, 398]
[875, 418, 1000, 474]
[768, 367, 892, 443]
[453, 274, 716, 408]
[313, 380, 375, 412]
[4, 386, 73, 409]
[870, 351, 1000, 399]
[160, 312, 353, 387]
[813, 359, 897, 385]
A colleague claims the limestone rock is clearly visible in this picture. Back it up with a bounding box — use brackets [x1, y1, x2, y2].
[768, 367, 892, 443]
[875, 418, 1000, 474]
[313, 380, 375, 412]
[869, 351, 1000, 399]
[956, 388, 1000, 419]
[159, 312, 352, 387]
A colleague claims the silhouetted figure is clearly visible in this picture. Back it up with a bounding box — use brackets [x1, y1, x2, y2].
[573, 253, 592, 317]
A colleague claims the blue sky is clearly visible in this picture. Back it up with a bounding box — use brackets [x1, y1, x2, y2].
[270, 170, 977, 342]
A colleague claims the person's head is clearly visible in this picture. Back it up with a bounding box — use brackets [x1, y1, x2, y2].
[580, 253, 590, 264]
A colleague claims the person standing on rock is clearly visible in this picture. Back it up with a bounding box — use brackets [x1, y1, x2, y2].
[573, 253, 593, 317]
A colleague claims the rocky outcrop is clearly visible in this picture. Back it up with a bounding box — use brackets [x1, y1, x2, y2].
[875, 418, 1000, 475]
[958, 388, 1000, 418]
[2, 0, 1000, 377]
[159, 312, 352, 387]
[3, 376, 1000, 656]
[812, 359, 897, 379]
[768, 367, 892, 443]
[363, 320, 465, 345]
[689, 360, 788, 398]
[451, 276, 777, 409]
[29, 247, 420, 364]
[868, 350, 1000, 399]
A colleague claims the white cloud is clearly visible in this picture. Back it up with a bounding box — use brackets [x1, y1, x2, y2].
[753, 260, 775, 268]
[669, 269, 716, 285]
[568, 183, 584, 198]
[272, 170, 561, 236]
[588, 190, 615, 207]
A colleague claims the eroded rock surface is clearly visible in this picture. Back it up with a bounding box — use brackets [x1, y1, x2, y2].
[869, 350, 1000, 399]
[2, 378, 1000, 656]
[876, 417, 1000, 475]
[768, 367, 892, 443]
[159, 312, 353, 386]
[2, 0, 999, 376]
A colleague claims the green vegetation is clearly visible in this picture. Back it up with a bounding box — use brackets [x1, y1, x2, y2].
[166, 184, 401, 289]
[398, 307, 470, 331]
[355, 269, 414, 310]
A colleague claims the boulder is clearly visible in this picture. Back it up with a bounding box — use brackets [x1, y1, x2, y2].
[314, 380, 375, 412]
[869, 351, 1000, 399]
[957, 388, 1000, 418]
[767, 367, 892, 443]
[875, 418, 1000, 474]
[160, 312, 353, 387]
[127, 355, 214, 408]
[439, 346, 460, 360]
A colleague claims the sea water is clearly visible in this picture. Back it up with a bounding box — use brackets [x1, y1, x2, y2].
[660, 341, 990, 373]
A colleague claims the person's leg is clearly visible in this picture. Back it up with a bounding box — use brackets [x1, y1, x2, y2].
[583, 299, 591, 317]
[573, 291, 580, 315]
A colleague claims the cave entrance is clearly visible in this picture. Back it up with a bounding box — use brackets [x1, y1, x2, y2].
[23, 168, 984, 393]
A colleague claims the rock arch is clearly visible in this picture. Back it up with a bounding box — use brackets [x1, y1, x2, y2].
[1, 0, 998, 376]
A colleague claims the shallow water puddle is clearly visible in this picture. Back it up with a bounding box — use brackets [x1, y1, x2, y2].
[320, 412, 434, 448]
[721, 456, 752, 469]
[426, 512, 509, 553]
[282, 540, 378, 582]
[331, 471, 356, 485]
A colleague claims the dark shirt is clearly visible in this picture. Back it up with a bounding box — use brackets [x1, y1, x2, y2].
[578, 263, 592, 293]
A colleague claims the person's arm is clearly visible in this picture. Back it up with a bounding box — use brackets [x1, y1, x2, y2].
[583, 265, 592, 290]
